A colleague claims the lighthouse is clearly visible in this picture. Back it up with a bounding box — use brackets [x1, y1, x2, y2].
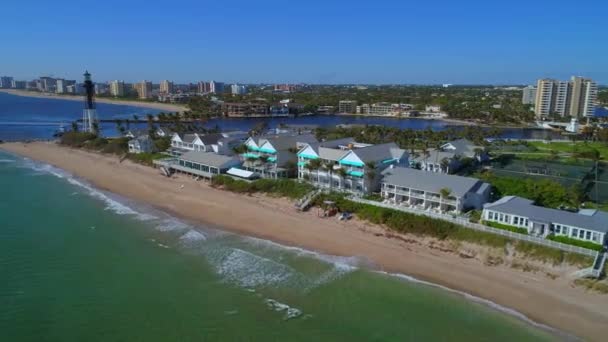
[82, 70, 98, 133]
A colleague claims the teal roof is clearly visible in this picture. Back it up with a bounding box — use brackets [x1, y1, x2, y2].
[267, 157, 277, 162]
[242, 153, 259, 159]
[247, 146, 260, 151]
[259, 148, 276, 154]
[347, 170, 364, 177]
[339, 160, 364, 167]
[298, 154, 318, 159]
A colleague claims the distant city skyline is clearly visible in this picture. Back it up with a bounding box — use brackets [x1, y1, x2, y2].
[1, 1, 606, 84]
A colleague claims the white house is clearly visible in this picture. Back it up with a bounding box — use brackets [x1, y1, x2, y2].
[482, 196, 608, 246]
[380, 167, 491, 213]
[128, 136, 155, 154]
[170, 132, 246, 156]
[297, 138, 408, 194]
[412, 139, 487, 174]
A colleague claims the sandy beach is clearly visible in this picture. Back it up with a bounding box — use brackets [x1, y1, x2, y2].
[2, 141, 607, 340]
[0, 89, 187, 113]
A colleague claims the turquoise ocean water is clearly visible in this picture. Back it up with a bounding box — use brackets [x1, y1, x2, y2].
[0, 151, 562, 341]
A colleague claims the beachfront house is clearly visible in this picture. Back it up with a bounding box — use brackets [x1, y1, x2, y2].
[128, 136, 155, 154]
[482, 196, 608, 246]
[297, 138, 408, 195]
[169, 132, 246, 156]
[155, 127, 174, 138]
[159, 151, 241, 179]
[380, 167, 491, 213]
[239, 134, 318, 179]
[412, 139, 487, 174]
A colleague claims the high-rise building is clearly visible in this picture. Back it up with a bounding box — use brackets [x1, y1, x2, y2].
[11, 80, 26, 89]
[338, 100, 357, 113]
[231, 84, 247, 95]
[521, 86, 537, 105]
[39, 77, 57, 92]
[160, 80, 174, 94]
[0, 76, 14, 88]
[109, 80, 125, 97]
[569, 76, 597, 118]
[134, 80, 153, 99]
[95, 83, 109, 95]
[55, 79, 75, 94]
[534, 76, 597, 119]
[210, 81, 224, 94]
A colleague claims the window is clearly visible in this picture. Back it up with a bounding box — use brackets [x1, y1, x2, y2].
[488, 211, 494, 220]
[572, 229, 578, 238]
[505, 215, 510, 223]
[586, 231, 591, 240]
[514, 217, 519, 225]
[524, 219, 528, 226]
[579, 230, 585, 239]
[592, 233, 599, 242]
[499, 214, 504, 222]
[555, 225, 561, 234]
[562, 226, 568, 235]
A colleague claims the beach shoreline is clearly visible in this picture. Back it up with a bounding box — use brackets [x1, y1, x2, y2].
[0, 89, 187, 113]
[2, 141, 607, 341]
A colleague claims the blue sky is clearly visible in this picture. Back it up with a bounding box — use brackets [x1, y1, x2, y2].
[2, 0, 606, 84]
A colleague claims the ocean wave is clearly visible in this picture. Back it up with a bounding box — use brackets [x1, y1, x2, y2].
[0, 159, 16, 163]
[16, 157, 157, 221]
[264, 298, 303, 320]
[179, 229, 207, 243]
[156, 217, 191, 232]
[209, 248, 296, 288]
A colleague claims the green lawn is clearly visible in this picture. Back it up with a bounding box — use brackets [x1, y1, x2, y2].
[528, 141, 608, 160]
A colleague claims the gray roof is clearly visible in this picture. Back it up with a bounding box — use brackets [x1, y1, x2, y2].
[353, 142, 406, 163]
[318, 146, 349, 161]
[483, 196, 608, 233]
[412, 150, 456, 163]
[256, 134, 317, 151]
[179, 151, 239, 168]
[440, 139, 482, 158]
[381, 167, 488, 198]
[198, 133, 225, 145]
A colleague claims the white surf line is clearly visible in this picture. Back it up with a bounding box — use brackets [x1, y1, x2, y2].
[378, 270, 579, 341]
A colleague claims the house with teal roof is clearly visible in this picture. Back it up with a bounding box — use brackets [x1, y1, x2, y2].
[297, 138, 408, 195]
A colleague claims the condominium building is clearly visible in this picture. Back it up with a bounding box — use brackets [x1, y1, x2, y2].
[483, 196, 608, 245]
[39, 77, 56, 92]
[55, 79, 75, 94]
[231, 84, 247, 95]
[110, 80, 125, 97]
[134, 80, 153, 99]
[242, 134, 318, 179]
[521, 86, 537, 105]
[0, 76, 14, 88]
[381, 167, 491, 213]
[197, 80, 224, 94]
[221, 102, 269, 117]
[160, 80, 174, 94]
[297, 138, 408, 194]
[370, 102, 395, 116]
[338, 100, 357, 114]
[534, 76, 597, 118]
[95, 83, 109, 95]
[11, 80, 26, 89]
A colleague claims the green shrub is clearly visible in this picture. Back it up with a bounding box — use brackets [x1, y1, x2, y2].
[59, 132, 97, 147]
[128, 153, 165, 166]
[483, 220, 528, 234]
[211, 175, 314, 199]
[547, 235, 604, 252]
[100, 138, 129, 155]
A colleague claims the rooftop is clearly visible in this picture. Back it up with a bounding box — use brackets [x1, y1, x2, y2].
[179, 151, 239, 168]
[381, 167, 488, 197]
[484, 196, 608, 233]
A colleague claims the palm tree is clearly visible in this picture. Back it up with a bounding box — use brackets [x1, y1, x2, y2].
[364, 161, 376, 193]
[322, 160, 335, 189]
[307, 159, 323, 183]
[439, 187, 452, 212]
[473, 147, 484, 161]
[336, 167, 348, 189]
[440, 157, 450, 174]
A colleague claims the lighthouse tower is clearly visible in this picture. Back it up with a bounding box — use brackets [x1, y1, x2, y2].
[82, 70, 98, 133]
